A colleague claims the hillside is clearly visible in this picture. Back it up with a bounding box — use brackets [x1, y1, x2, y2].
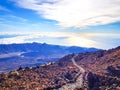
[0, 46, 120, 90]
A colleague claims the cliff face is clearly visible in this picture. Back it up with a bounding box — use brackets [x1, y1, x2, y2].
[0, 46, 120, 90]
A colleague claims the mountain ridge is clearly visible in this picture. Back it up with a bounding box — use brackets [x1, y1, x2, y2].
[0, 42, 99, 54]
[0, 42, 99, 73]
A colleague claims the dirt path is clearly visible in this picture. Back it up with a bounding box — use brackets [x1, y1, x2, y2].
[58, 54, 87, 90]
[71, 54, 85, 73]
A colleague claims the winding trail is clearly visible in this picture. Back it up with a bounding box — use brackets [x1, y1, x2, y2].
[58, 54, 87, 90]
[71, 54, 85, 73]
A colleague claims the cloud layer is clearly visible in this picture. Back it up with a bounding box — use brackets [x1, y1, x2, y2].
[12, 0, 120, 28]
[0, 32, 120, 49]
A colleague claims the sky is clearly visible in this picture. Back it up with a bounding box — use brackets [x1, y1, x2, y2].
[0, 0, 120, 49]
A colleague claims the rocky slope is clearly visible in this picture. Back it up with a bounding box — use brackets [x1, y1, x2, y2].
[0, 46, 120, 90]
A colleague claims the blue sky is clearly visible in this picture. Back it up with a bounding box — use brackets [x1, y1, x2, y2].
[0, 0, 120, 49]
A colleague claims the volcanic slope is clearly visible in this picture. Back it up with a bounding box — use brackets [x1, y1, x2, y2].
[0, 46, 120, 90]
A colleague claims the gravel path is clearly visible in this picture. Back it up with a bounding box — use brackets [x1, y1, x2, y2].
[58, 54, 87, 90]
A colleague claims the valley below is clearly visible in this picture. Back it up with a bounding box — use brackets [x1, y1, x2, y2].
[0, 43, 98, 73]
[0, 52, 60, 73]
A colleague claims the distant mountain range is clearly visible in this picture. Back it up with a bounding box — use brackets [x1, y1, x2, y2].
[0, 42, 99, 73]
[0, 42, 99, 55]
[0, 45, 120, 90]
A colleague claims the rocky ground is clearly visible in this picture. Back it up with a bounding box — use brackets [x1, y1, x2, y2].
[0, 46, 120, 90]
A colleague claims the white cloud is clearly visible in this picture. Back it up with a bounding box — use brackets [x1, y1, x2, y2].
[8, 15, 28, 22]
[0, 32, 70, 44]
[11, 0, 120, 28]
[0, 14, 27, 23]
[0, 32, 120, 49]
